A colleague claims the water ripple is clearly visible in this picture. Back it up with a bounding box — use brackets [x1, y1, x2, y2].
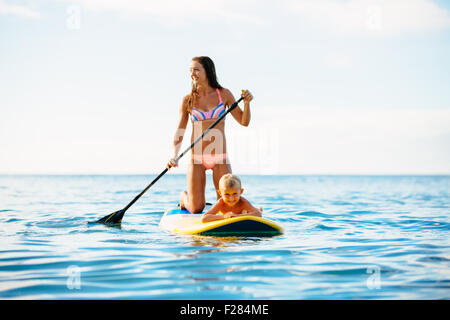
[0, 174, 449, 299]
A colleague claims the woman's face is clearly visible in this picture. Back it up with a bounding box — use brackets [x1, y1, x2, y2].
[190, 60, 207, 87]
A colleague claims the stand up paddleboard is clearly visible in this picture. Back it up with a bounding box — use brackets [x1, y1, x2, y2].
[159, 205, 283, 236]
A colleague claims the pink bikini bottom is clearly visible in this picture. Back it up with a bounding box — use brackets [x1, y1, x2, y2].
[192, 153, 228, 170]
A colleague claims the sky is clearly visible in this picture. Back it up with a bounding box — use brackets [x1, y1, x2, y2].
[1, 0, 449, 175]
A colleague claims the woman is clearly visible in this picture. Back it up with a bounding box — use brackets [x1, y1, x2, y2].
[166, 56, 254, 213]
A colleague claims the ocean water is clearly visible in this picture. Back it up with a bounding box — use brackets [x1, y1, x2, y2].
[0, 174, 449, 300]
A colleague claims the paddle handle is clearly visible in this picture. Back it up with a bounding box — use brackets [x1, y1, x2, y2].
[123, 96, 244, 212]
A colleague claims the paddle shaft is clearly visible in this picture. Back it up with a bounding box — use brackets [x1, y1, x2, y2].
[122, 96, 244, 212]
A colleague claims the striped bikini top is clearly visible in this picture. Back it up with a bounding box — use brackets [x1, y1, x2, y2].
[191, 88, 226, 122]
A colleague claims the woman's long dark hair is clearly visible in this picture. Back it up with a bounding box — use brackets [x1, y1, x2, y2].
[187, 56, 223, 112]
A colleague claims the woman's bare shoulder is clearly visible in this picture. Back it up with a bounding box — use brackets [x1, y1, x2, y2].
[219, 88, 235, 105]
[219, 88, 233, 97]
[180, 94, 191, 112]
[182, 94, 191, 105]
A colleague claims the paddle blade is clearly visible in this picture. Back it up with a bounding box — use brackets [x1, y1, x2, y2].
[91, 208, 126, 225]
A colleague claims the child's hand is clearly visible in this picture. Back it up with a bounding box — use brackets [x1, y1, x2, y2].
[224, 212, 238, 219]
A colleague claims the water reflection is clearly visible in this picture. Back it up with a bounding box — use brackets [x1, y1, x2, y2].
[187, 235, 266, 249]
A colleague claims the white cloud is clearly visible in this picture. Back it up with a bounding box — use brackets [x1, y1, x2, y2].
[6, 0, 449, 33]
[53, 0, 265, 26]
[0, 0, 40, 19]
[286, 0, 450, 36]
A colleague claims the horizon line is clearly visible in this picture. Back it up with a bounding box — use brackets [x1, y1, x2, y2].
[0, 173, 449, 177]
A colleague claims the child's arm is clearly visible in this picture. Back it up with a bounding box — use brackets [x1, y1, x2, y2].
[239, 197, 262, 217]
[201, 200, 225, 223]
[222, 198, 262, 218]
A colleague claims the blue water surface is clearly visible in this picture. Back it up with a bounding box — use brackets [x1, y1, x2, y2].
[0, 174, 449, 299]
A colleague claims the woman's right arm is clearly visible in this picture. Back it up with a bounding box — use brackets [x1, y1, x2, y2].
[166, 96, 189, 169]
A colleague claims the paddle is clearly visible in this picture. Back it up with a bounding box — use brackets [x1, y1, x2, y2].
[90, 95, 244, 225]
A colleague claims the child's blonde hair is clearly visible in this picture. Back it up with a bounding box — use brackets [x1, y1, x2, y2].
[219, 173, 241, 190]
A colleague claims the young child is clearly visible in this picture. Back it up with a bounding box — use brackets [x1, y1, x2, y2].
[202, 173, 262, 223]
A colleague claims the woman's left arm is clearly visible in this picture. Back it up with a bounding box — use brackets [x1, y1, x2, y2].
[225, 89, 253, 127]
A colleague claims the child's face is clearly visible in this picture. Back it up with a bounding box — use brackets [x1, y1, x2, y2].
[220, 186, 243, 207]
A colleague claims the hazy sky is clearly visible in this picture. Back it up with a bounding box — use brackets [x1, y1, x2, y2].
[1, 0, 450, 175]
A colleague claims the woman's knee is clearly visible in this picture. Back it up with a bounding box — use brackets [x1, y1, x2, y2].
[187, 203, 205, 213]
[181, 192, 205, 213]
[189, 198, 205, 213]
